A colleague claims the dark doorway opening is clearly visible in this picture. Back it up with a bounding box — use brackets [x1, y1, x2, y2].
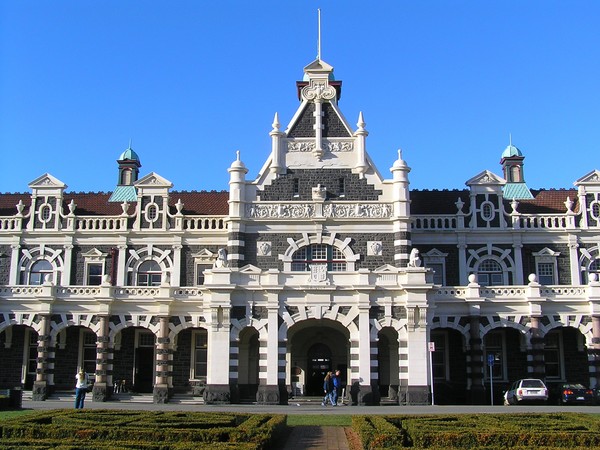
[134, 347, 154, 393]
[307, 343, 331, 395]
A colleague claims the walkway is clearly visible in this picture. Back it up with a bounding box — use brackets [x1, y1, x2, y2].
[282, 426, 350, 450]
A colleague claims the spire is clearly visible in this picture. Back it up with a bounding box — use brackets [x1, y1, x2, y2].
[317, 9, 322, 61]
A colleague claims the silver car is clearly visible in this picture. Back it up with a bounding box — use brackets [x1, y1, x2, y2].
[504, 378, 549, 405]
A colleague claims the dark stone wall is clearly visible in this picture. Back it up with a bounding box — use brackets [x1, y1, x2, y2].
[0, 245, 11, 285]
[562, 327, 589, 385]
[258, 169, 382, 202]
[53, 327, 84, 390]
[244, 232, 396, 271]
[0, 326, 30, 388]
[171, 328, 193, 391]
[111, 327, 136, 386]
[288, 102, 351, 138]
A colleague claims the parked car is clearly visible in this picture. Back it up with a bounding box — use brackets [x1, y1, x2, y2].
[504, 379, 549, 405]
[557, 383, 594, 405]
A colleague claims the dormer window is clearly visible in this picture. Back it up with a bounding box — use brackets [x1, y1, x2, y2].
[146, 203, 158, 222]
[39, 204, 52, 223]
[481, 201, 495, 221]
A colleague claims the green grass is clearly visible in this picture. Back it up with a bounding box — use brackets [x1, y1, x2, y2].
[0, 410, 36, 421]
[287, 414, 351, 426]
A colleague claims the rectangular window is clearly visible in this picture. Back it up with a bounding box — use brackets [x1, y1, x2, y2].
[537, 262, 555, 285]
[431, 332, 448, 380]
[544, 332, 562, 379]
[293, 178, 299, 197]
[196, 264, 212, 285]
[338, 178, 345, 197]
[193, 331, 208, 380]
[428, 263, 445, 285]
[82, 330, 97, 375]
[87, 263, 103, 286]
[27, 331, 38, 376]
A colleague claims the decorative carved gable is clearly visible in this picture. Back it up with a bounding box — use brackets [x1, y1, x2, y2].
[134, 172, 173, 189]
[192, 249, 215, 262]
[575, 170, 600, 187]
[28, 173, 67, 192]
[466, 170, 506, 187]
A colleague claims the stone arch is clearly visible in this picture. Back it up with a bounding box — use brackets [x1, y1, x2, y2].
[125, 246, 174, 286]
[279, 232, 361, 271]
[466, 246, 516, 285]
[538, 314, 593, 347]
[18, 246, 65, 285]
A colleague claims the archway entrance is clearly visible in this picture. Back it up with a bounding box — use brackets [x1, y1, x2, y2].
[287, 319, 349, 396]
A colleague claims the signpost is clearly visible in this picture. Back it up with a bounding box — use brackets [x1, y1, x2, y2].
[487, 353, 495, 406]
[428, 341, 435, 406]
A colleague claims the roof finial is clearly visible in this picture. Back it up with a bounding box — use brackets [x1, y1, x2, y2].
[317, 8, 322, 61]
[509, 133, 512, 146]
[128, 138, 132, 149]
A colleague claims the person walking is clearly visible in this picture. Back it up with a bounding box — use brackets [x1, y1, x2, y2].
[74, 370, 89, 409]
[321, 371, 334, 406]
[332, 369, 341, 406]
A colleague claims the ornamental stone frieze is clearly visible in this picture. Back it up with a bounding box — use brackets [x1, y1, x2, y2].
[287, 139, 354, 153]
[245, 202, 393, 219]
[301, 79, 336, 101]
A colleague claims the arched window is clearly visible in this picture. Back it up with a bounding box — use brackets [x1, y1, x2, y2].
[291, 244, 347, 272]
[477, 259, 503, 286]
[28, 260, 53, 285]
[136, 260, 161, 286]
[588, 259, 600, 283]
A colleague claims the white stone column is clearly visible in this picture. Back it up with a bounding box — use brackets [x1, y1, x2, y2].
[204, 298, 231, 404]
[117, 244, 127, 286]
[62, 244, 74, 285]
[9, 243, 20, 285]
[568, 240, 581, 286]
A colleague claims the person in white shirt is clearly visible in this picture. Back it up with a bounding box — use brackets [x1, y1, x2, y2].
[74, 370, 89, 409]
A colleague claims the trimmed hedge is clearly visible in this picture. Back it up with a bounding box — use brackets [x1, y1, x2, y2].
[0, 410, 287, 450]
[352, 413, 600, 449]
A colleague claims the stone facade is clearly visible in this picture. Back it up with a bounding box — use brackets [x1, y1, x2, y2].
[1, 55, 600, 408]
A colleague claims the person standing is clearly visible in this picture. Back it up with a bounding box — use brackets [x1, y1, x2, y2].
[332, 369, 341, 406]
[321, 372, 334, 406]
[74, 370, 89, 409]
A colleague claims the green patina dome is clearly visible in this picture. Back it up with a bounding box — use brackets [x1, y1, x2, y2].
[118, 146, 140, 161]
[501, 143, 522, 158]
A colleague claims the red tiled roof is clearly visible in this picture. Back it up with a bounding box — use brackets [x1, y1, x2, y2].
[409, 189, 580, 215]
[0, 191, 230, 217]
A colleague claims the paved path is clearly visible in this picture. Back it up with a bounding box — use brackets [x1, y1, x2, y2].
[282, 426, 350, 450]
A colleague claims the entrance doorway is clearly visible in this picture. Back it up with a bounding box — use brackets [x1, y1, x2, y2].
[287, 319, 350, 397]
[307, 343, 331, 395]
[134, 330, 155, 393]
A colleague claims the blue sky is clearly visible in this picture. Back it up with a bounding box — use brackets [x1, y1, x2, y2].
[1, 1, 599, 194]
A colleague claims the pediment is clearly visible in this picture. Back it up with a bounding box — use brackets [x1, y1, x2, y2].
[422, 248, 449, 258]
[192, 249, 215, 262]
[374, 264, 399, 273]
[575, 170, 600, 186]
[466, 170, 506, 187]
[303, 58, 334, 75]
[82, 248, 108, 259]
[532, 247, 561, 257]
[238, 264, 262, 274]
[134, 172, 173, 188]
[28, 173, 67, 190]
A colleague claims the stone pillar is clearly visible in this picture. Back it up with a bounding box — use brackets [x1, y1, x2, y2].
[513, 242, 524, 285]
[529, 316, 545, 379]
[468, 315, 485, 404]
[353, 302, 377, 405]
[590, 316, 600, 389]
[116, 244, 128, 286]
[568, 240, 581, 286]
[92, 315, 111, 402]
[9, 244, 20, 285]
[62, 243, 74, 285]
[153, 316, 171, 404]
[404, 306, 429, 404]
[32, 315, 51, 401]
[204, 305, 231, 404]
[256, 301, 286, 405]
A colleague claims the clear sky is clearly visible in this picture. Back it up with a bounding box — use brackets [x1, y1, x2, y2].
[1, 1, 599, 194]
